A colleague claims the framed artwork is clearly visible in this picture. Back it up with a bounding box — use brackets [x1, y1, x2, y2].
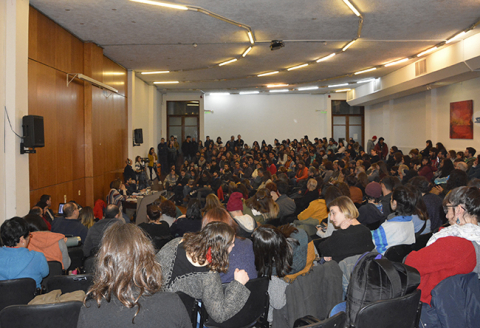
[450, 100, 473, 139]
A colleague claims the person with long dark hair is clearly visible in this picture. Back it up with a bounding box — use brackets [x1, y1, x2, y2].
[156, 222, 250, 323]
[371, 185, 416, 254]
[78, 222, 190, 327]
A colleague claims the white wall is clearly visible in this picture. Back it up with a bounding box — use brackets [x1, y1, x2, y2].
[204, 93, 335, 146]
[1, 0, 30, 223]
[130, 76, 162, 158]
[365, 76, 480, 153]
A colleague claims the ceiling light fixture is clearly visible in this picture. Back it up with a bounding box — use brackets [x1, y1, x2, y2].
[130, 0, 188, 11]
[354, 67, 377, 75]
[141, 71, 170, 75]
[258, 71, 279, 77]
[287, 64, 308, 71]
[335, 89, 351, 92]
[247, 31, 255, 44]
[242, 47, 252, 57]
[446, 31, 467, 44]
[267, 84, 289, 88]
[269, 89, 289, 93]
[316, 53, 336, 63]
[328, 83, 349, 88]
[342, 0, 361, 17]
[219, 58, 237, 66]
[357, 78, 375, 83]
[153, 81, 179, 84]
[342, 40, 356, 52]
[298, 86, 319, 91]
[417, 47, 438, 57]
[239, 91, 260, 95]
[384, 58, 409, 67]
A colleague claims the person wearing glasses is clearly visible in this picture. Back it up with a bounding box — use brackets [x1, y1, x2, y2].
[0, 217, 49, 288]
[405, 186, 480, 305]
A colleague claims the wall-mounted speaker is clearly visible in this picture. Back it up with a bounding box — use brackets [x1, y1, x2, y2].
[134, 128, 143, 145]
[22, 115, 45, 148]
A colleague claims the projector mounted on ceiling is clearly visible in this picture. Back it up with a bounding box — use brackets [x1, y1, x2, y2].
[270, 40, 285, 51]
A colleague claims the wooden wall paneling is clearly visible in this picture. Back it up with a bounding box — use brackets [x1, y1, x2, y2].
[30, 184, 56, 211]
[91, 87, 105, 177]
[54, 25, 71, 73]
[103, 57, 127, 97]
[35, 10, 56, 68]
[84, 43, 104, 83]
[28, 7, 38, 61]
[73, 178, 86, 207]
[28, 60, 39, 190]
[29, 61, 58, 190]
[73, 79, 85, 180]
[71, 36, 84, 74]
[93, 174, 105, 203]
[54, 69, 73, 184]
[84, 83, 94, 207]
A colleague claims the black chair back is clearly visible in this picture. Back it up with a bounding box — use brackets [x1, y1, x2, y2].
[46, 274, 94, 294]
[0, 301, 82, 328]
[384, 244, 414, 263]
[0, 278, 37, 312]
[83, 256, 95, 274]
[412, 232, 433, 251]
[293, 312, 346, 327]
[354, 289, 421, 328]
[41, 261, 64, 290]
[203, 277, 270, 328]
[67, 246, 84, 271]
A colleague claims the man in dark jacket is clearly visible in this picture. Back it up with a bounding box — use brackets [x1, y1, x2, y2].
[181, 136, 192, 160]
[157, 137, 169, 175]
[83, 205, 123, 257]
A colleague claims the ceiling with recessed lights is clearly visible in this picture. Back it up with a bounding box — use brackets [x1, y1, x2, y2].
[29, 0, 480, 93]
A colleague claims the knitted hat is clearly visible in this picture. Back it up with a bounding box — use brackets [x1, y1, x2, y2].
[365, 182, 382, 198]
[372, 136, 377, 140]
[227, 192, 243, 211]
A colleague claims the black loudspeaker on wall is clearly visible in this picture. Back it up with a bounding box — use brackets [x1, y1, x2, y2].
[134, 128, 143, 146]
[21, 115, 45, 154]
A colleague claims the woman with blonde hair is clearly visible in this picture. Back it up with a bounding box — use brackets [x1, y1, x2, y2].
[203, 193, 224, 214]
[318, 196, 374, 262]
[79, 206, 95, 229]
[78, 222, 191, 327]
[202, 207, 257, 283]
[244, 188, 279, 224]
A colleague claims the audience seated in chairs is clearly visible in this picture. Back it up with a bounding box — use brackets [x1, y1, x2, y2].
[138, 203, 172, 251]
[51, 202, 88, 244]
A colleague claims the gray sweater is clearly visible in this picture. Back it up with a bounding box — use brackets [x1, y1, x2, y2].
[156, 238, 250, 323]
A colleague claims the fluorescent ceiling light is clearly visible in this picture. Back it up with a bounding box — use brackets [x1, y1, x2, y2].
[287, 64, 308, 71]
[267, 84, 289, 88]
[316, 53, 336, 63]
[417, 47, 437, 57]
[357, 78, 375, 84]
[298, 86, 319, 91]
[239, 91, 259, 95]
[141, 71, 170, 75]
[446, 31, 467, 44]
[219, 58, 237, 66]
[242, 47, 252, 57]
[342, 40, 356, 52]
[269, 89, 289, 93]
[258, 71, 279, 77]
[343, 0, 361, 16]
[187, 103, 199, 106]
[354, 67, 377, 75]
[384, 58, 409, 67]
[209, 93, 230, 96]
[328, 83, 348, 88]
[104, 72, 125, 76]
[153, 81, 179, 84]
[247, 31, 255, 44]
[335, 89, 351, 92]
[130, 0, 188, 10]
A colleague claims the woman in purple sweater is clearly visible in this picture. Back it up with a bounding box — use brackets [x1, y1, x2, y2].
[201, 207, 257, 283]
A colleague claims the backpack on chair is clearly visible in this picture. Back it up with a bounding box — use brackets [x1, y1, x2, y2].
[345, 251, 420, 326]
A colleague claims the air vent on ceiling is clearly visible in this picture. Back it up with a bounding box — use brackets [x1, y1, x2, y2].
[415, 59, 427, 76]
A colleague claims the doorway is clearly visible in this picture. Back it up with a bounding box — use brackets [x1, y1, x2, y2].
[331, 100, 364, 147]
[167, 101, 200, 150]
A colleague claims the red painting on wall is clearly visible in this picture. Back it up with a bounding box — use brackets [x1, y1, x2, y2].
[450, 100, 473, 139]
